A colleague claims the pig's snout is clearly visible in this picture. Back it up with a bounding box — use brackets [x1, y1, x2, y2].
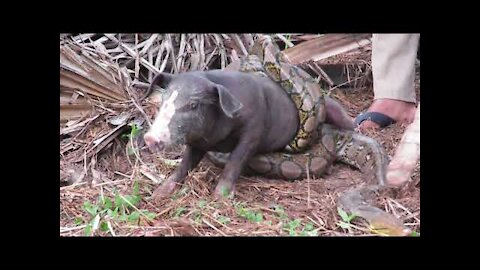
[144, 133, 166, 152]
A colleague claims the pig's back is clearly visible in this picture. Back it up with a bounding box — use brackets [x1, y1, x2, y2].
[204, 70, 299, 153]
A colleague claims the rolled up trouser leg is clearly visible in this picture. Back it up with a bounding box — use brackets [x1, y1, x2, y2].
[372, 34, 419, 103]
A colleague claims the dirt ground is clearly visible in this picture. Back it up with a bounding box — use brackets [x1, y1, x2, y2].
[60, 69, 420, 237]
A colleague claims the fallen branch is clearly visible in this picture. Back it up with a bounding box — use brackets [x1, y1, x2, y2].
[283, 34, 371, 64]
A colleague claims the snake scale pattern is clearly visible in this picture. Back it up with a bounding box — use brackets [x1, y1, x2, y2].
[207, 35, 388, 185]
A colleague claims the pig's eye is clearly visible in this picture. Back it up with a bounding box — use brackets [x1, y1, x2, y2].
[189, 101, 198, 110]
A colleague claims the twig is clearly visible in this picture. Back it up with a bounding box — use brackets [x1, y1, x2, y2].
[233, 34, 248, 56]
[155, 39, 165, 70]
[328, 74, 368, 92]
[203, 213, 237, 233]
[139, 34, 159, 56]
[166, 34, 178, 73]
[114, 171, 131, 178]
[131, 137, 149, 170]
[93, 178, 129, 187]
[202, 219, 227, 236]
[104, 34, 161, 74]
[276, 34, 295, 48]
[107, 220, 116, 236]
[118, 193, 154, 222]
[60, 225, 87, 233]
[177, 34, 187, 71]
[60, 180, 87, 190]
[309, 62, 334, 86]
[134, 34, 140, 79]
[388, 198, 420, 222]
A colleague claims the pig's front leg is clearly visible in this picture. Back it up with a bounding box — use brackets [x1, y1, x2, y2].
[152, 146, 205, 199]
[214, 133, 260, 199]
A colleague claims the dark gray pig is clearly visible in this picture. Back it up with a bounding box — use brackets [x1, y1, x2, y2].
[143, 71, 353, 199]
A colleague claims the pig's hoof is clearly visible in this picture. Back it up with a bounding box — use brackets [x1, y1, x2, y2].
[152, 181, 177, 200]
[213, 184, 235, 200]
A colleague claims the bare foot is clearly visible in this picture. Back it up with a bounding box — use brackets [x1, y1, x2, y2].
[357, 99, 416, 131]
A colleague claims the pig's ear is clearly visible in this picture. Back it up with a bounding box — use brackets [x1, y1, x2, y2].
[216, 85, 243, 118]
[150, 72, 174, 90]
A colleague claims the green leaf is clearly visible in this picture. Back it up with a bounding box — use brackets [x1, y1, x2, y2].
[275, 205, 288, 220]
[123, 194, 141, 208]
[217, 216, 231, 225]
[291, 219, 301, 227]
[85, 223, 92, 236]
[197, 200, 207, 209]
[74, 217, 83, 225]
[194, 212, 203, 224]
[337, 221, 351, 229]
[83, 201, 98, 217]
[284, 219, 301, 236]
[133, 181, 140, 195]
[119, 212, 128, 222]
[174, 207, 186, 217]
[91, 215, 101, 232]
[103, 197, 113, 210]
[304, 223, 314, 231]
[179, 187, 189, 196]
[127, 147, 135, 156]
[254, 213, 263, 222]
[100, 222, 109, 232]
[219, 186, 230, 197]
[128, 211, 140, 222]
[337, 207, 350, 222]
[114, 193, 122, 208]
[410, 231, 419, 237]
[130, 123, 140, 138]
[144, 211, 157, 220]
[247, 212, 256, 222]
[108, 208, 119, 219]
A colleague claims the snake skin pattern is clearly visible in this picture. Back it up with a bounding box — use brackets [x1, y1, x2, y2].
[208, 35, 388, 185]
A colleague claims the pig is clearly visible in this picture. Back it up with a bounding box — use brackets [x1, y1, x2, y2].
[143, 70, 353, 199]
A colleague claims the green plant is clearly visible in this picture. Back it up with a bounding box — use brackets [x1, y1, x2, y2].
[284, 34, 292, 50]
[274, 205, 289, 221]
[284, 219, 302, 236]
[336, 207, 357, 233]
[235, 202, 263, 223]
[410, 231, 420, 237]
[216, 215, 231, 225]
[81, 181, 156, 236]
[273, 205, 318, 236]
[122, 124, 140, 156]
[173, 207, 187, 218]
[197, 200, 207, 209]
[299, 222, 318, 236]
[121, 123, 140, 140]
